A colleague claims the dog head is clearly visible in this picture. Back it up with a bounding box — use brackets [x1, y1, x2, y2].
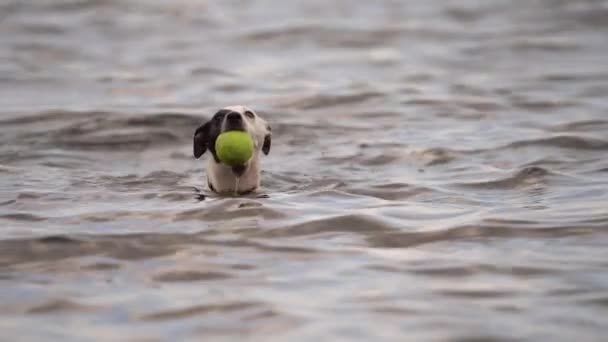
[193, 105, 271, 163]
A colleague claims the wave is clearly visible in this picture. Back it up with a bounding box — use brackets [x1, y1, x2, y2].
[344, 182, 434, 201]
[457, 135, 608, 154]
[453, 166, 551, 189]
[281, 91, 384, 110]
[366, 221, 606, 249]
[507, 136, 608, 150]
[1, 110, 204, 151]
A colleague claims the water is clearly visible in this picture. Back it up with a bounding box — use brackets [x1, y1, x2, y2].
[1, 0, 608, 340]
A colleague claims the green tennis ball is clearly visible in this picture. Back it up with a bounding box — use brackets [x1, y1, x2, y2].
[215, 131, 254, 166]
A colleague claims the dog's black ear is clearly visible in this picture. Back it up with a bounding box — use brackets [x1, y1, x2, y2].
[262, 134, 271, 155]
[193, 122, 210, 159]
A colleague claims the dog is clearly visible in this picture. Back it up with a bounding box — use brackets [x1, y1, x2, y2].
[193, 105, 271, 195]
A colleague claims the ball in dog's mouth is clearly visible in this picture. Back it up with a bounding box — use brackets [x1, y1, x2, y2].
[214, 131, 254, 168]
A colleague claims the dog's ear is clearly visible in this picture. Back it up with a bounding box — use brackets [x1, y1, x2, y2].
[262, 134, 271, 155]
[193, 122, 210, 159]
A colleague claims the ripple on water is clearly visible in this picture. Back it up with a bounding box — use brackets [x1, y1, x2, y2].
[282, 91, 385, 110]
[2, 0, 608, 341]
[240, 25, 405, 48]
[365, 221, 602, 249]
[152, 270, 232, 283]
[26, 299, 103, 315]
[507, 136, 608, 151]
[452, 166, 552, 189]
[174, 199, 290, 222]
[344, 182, 434, 201]
[2, 111, 203, 152]
[250, 214, 395, 239]
[138, 301, 263, 322]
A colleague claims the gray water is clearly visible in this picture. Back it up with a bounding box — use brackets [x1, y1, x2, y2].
[1, 0, 608, 341]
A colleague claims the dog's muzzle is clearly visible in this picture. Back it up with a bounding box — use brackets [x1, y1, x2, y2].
[225, 112, 244, 131]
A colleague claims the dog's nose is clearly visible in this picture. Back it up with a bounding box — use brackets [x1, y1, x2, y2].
[227, 112, 242, 123]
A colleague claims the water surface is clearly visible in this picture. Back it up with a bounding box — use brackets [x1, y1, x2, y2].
[1, 0, 608, 340]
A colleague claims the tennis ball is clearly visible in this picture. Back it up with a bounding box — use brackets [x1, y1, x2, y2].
[215, 131, 254, 166]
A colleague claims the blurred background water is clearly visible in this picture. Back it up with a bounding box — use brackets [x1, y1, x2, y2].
[1, 0, 608, 340]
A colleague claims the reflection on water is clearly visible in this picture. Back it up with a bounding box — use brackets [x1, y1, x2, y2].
[1, 0, 608, 340]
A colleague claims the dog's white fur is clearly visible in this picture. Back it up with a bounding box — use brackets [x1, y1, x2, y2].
[204, 106, 270, 194]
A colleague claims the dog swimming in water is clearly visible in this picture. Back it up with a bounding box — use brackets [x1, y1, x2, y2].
[193, 105, 271, 195]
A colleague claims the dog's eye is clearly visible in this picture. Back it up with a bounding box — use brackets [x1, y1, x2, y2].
[244, 111, 255, 119]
